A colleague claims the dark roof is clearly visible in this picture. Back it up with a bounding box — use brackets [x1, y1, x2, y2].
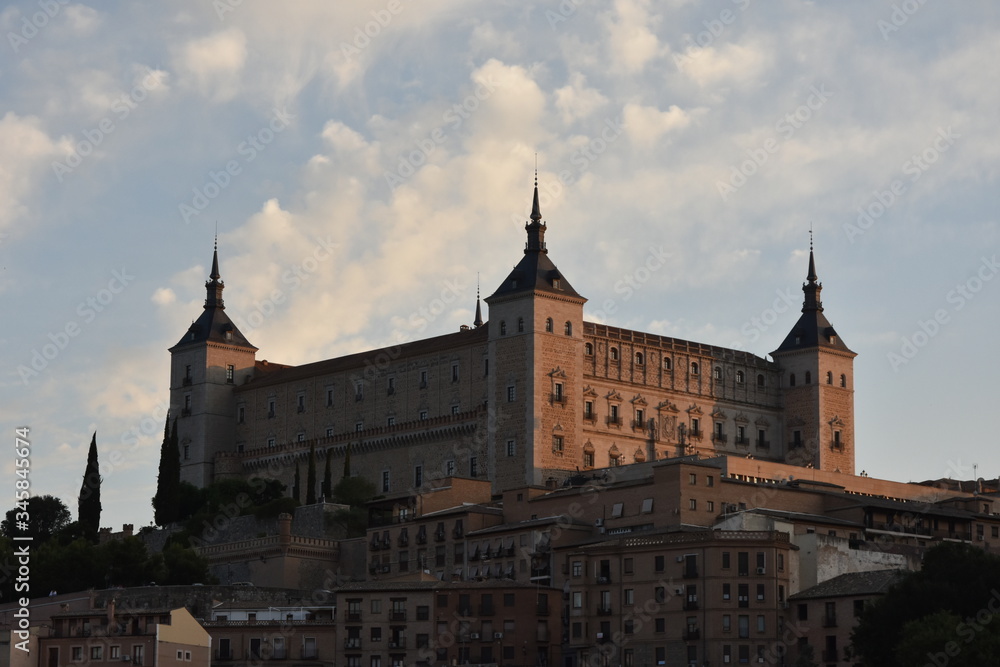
[789, 569, 904, 600]
[238, 326, 488, 390]
[334, 579, 557, 593]
[487, 183, 585, 303]
[170, 247, 256, 352]
[772, 248, 855, 356]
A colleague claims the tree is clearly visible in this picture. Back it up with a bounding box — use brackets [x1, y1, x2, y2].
[852, 543, 1000, 666]
[322, 452, 332, 500]
[792, 644, 819, 667]
[153, 416, 181, 525]
[306, 444, 317, 504]
[2, 495, 70, 542]
[78, 432, 102, 537]
[328, 474, 377, 538]
[343, 442, 351, 477]
[292, 463, 301, 504]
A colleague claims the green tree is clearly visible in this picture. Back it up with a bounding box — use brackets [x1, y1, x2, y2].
[292, 463, 301, 504]
[2, 495, 71, 542]
[78, 432, 102, 538]
[852, 543, 1000, 666]
[328, 474, 377, 538]
[792, 643, 819, 667]
[343, 442, 351, 477]
[306, 444, 317, 505]
[153, 416, 181, 525]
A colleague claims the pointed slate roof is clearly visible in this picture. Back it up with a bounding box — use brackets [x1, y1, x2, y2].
[169, 242, 256, 352]
[773, 243, 854, 356]
[487, 177, 584, 303]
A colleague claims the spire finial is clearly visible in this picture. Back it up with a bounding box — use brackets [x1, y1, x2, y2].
[210, 228, 221, 281]
[530, 160, 542, 222]
[473, 273, 484, 328]
[806, 227, 817, 284]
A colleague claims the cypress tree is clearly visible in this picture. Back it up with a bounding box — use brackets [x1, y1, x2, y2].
[292, 463, 301, 503]
[78, 432, 102, 537]
[343, 442, 352, 478]
[306, 444, 317, 505]
[322, 451, 332, 500]
[153, 415, 181, 525]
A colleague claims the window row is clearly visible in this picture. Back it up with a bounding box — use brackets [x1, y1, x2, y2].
[499, 318, 573, 336]
[789, 371, 847, 387]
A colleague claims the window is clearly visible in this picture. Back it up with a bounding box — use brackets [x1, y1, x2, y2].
[565, 321, 572, 335]
[326, 388, 334, 406]
[722, 583, 731, 600]
[451, 404, 459, 415]
[691, 417, 700, 436]
[500, 321, 506, 335]
[554, 382, 564, 401]
[757, 373, 765, 386]
[387, 416, 395, 426]
[654, 555, 665, 572]
[609, 347, 619, 361]
[840, 373, 847, 387]
[267, 437, 275, 447]
[689, 473, 697, 485]
[507, 385, 516, 402]
[446, 460, 455, 476]
[552, 435, 564, 453]
[419, 370, 428, 388]
[517, 317, 524, 332]
[183, 445, 190, 460]
[689, 498, 697, 510]
[296, 432, 305, 442]
[387, 376, 396, 394]
[738, 615, 749, 638]
[641, 498, 653, 514]
[714, 366, 722, 380]
[664, 357, 672, 371]
[610, 404, 619, 424]
[451, 363, 459, 382]
[707, 501, 714, 512]
[583, 450, 594, 467]
[636, 408, 644, 426]
[757, 583, 766, 601]
[624, 557, 634, 574]
[302, 638, 316, 660]
[826, 370, 833, 384]
[545, 318, 553, 332]
[789, 373, 796, 387]
[237, 406, 245, 424]
[635, 352, 644, 365]
[738, 552, 749, 576]
[585, 342, 594, 355]
[722, 552, 731, 569]
[584, 400, 594, 419]
[419, 410, 428, 420]
[805, 370, 812, 384]
[572, 561, 583, 577]
[833, 430, 842, 449]
[132, 646, 144, 666]
[572, 591, 583, 608]
[470, 456, 478, 477]
[355, 421, 363, 432]
[483, 358, 489, 376]
[226, 364, 234, 383]
[91, 647, 103, 660]
[414, 465, 423, 487]
[382, 470, 390, 493]
[722, 614, 731, 631]
[797, 603, 808, 621]
[611, 502, 624, 518]
[691, 361, 699, 375]
[739, 584, 749, 607]
[110, 647, 120, 660]
[354, 380, 364, 401]
[506, 439, 516, 457]
[736, 370, 744, 383]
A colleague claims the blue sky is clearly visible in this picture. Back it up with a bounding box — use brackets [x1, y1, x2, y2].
[1, 0, 998, 531]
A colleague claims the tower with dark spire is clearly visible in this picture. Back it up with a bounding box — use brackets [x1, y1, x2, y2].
[772, 238, 857, 475]
[168, 240, 257, 487]
[486, 173, 587, 489]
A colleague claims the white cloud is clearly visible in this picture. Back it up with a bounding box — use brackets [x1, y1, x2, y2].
[603, 0, 665, 73]
[0, 113, 61, 236]
[623, 103, 693, 145]
[151, 288, 176, 306]
[172, 27, 248, 103]
[554, 73, 609, 125]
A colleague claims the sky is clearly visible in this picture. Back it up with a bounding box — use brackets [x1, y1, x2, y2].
[1, 0, 998, 532]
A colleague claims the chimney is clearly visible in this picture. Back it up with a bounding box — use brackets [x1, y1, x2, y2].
[278, 513, 292, 546]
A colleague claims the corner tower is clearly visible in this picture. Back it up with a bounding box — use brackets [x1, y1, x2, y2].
[168, 242, 257, 487]
[771, 241, 857, 474]
[485, 177, 587, 489]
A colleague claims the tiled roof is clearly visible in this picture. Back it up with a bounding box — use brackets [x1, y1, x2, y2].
[789, 569, 904, 600]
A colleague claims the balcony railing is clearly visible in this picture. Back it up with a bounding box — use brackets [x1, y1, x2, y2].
[596, 606, 613, 616]
[683, 600, 699, 611]
[756, 439, 770, 450]
[536, 604, 550, 617]
[711, 432, 728, 443]
[388, 639, 407, 650]
[390, 611, 407, 622]
[606, 416, 623, 427]
[550, 393, 566, 404]
[734, 436, 750, 447]
[346, 611, 362, 622]
[823, 616, 837, 628]
[683, 628, 700, 641]
[344, 638, 362, 649]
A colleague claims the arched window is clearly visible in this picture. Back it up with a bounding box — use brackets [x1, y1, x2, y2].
[789, 373, 796, 387]
[826, 371, 833, 385]
[609, 347, 619, 362]
[517, 317, 524, 333]
[545, 318, 553, 333]
[805, 371, 812, 384]
[736, 370, 745, 384]
[664, 357, 672, 371]
[564, 321, 572, 336]
[585, 342, 594, 356]
[714, 367, 722, 381]
[840, 374, 847, 388]
[757, 374, 765, 387]
[635, 352, 645, 366]
[691, 362, 700, 375]
[500, 321, 507, 336]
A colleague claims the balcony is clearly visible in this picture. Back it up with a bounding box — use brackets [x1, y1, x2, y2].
[711, 432, 728, 444]
[631, 420, 647, 432]
[606, 416, 623, 427]
[583, 411, 595, 422]
[550, 393, 566, 405]
[830, 439, 844, 451]
[689, 429, 703, 441]
[596, 574, 612, 584]
[596, 606, 613, 616]
[435, 530, 446, 542]
[536, 604, 550, 617]
[346, 611, 362, 622]
[823, 616, 837, 628]
[390, 610, 407, 622]
[683, 628, 700, 641]
[682, 569, 699, 579]
[478, 605, 495, 617]
[683, 599, 699, 611]
[344, 638, 362, 649]
[756, 439, 770, 450]
[388, 639, 407, 650]
[734, 436, 750, 447]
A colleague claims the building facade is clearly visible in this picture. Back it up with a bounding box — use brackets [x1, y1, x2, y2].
[168, 184, 856, 500]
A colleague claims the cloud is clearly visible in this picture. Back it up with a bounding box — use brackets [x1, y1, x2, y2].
[151, 288, 176, 306]
[172, 27, 248, 103]
[554, 73, 609, 125]
[0, 113, 61, 236]
[623, 103, 694, 145]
